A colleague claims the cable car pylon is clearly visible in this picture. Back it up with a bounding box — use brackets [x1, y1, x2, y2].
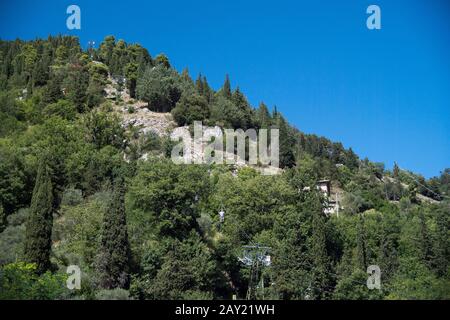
[238, 244, 271, 300]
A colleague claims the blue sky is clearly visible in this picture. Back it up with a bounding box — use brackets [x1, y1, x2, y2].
[1, 0, 449, 178]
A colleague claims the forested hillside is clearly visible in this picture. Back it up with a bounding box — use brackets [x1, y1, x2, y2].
[0, 35, 448, 300]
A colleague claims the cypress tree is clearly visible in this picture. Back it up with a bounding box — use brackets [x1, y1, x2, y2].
[125, 62, 138, 98]
[378, 218, 398, 281]
[223, 74, 231, 98]
[195, 73, 204, 96]
[26, 77, 33, 98]
[393, 162, 400, 178]
[97, 177, 131, 289]
[419, 212, 434, 269]
[272, 105, 279, 118]
[24, 157, 54, 274]
[0, 205, 6, 233]
[356, 215, 368, 271]
[433, 207, 449, 276]
[310, 211, 332, 299]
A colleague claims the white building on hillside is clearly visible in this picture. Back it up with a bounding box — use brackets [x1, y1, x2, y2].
[317, 180, 340, 216]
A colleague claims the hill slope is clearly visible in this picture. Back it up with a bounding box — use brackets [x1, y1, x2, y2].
[0, 36, 448, 300]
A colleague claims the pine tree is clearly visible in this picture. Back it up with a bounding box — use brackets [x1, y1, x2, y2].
[42, 76, 62, 105]
[195, 73, 204, 96]
[181, 68, 191, 82]
[66, 63, 89, 113]
[256, 102, 272, 128]
[24, 157, 54, 274]
[97, 177, 131, 289]
[202, 76, 212, 103]
[98, 35, 116, 66]
[155, 54, 171, 68]
[275, 114, 296, 168]
[32, 59, 48, 87]
[137, 51, 151, 77]
[195, 75, 213, 102]
[223, 74, 231, 98]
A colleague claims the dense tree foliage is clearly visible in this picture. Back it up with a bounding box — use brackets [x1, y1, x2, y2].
[136, 65, 182, 112]
[171, 94, 209, 126]
[0, 36, 448, 300]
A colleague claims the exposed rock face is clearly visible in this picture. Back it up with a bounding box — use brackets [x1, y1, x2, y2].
[107, 75, 281, 174]
[104, 75, 131, 101]
[107, 75, 176, 137]
[120, 106, 176, 137]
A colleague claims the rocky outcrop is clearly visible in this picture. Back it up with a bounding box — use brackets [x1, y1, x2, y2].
[107, 76, 281, 174]
[107, 75, 176, 137]
[119, 105, 176, 137]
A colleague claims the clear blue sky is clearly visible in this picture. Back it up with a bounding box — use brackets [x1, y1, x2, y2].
[1, 0, 449, 178]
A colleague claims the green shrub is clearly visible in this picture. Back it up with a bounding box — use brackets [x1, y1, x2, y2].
[0, 262, 69, 300]
[61, 187, 83, 206]
[95, 288, 131, 300]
